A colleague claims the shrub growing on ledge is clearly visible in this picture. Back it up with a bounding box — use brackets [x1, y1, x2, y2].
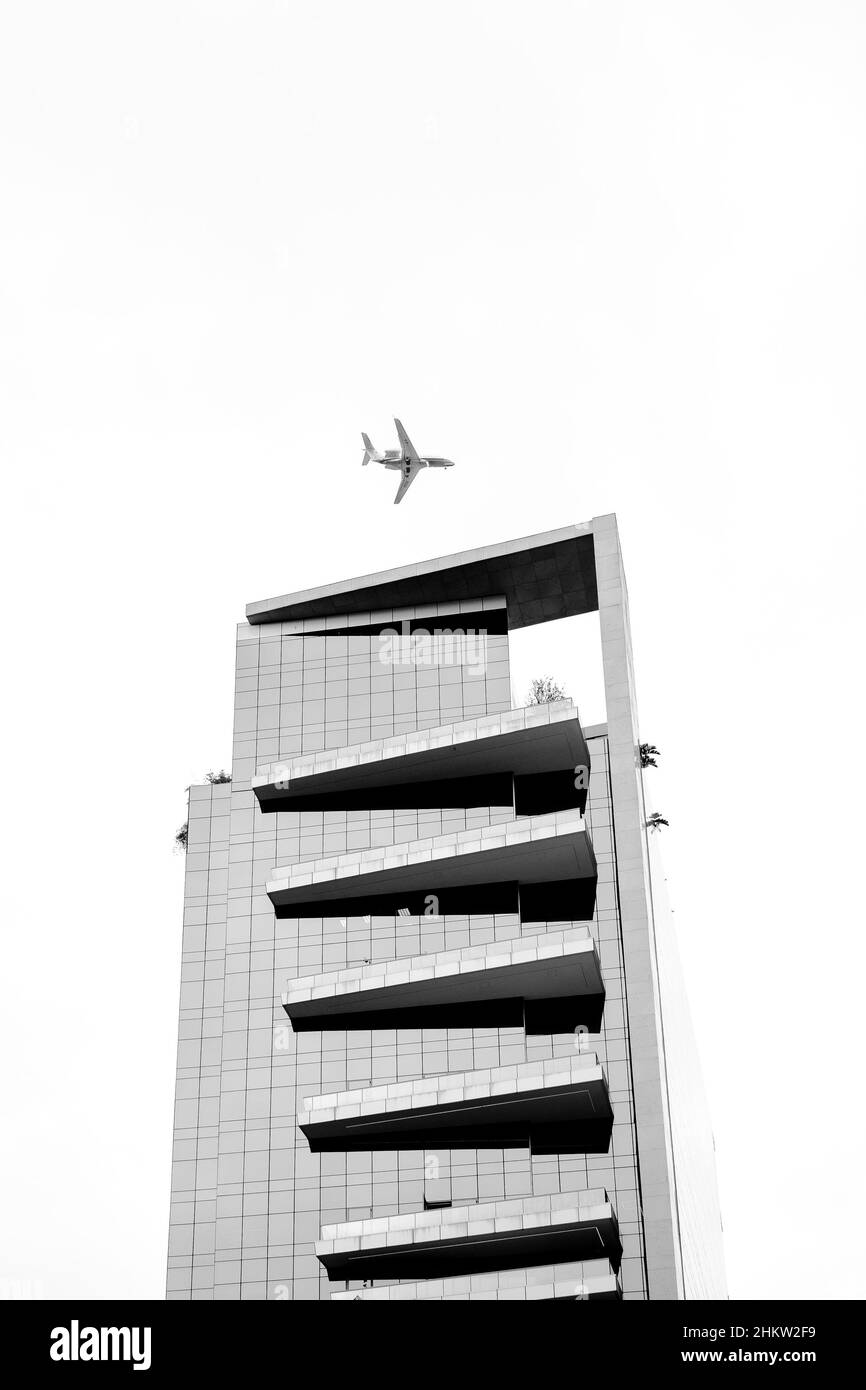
[175, 822, 188, 852]
[527, 676, 568, 705]
[646, 812, 669, 832]
[205, 770, 232, 784]
[640, 742, 660, 768]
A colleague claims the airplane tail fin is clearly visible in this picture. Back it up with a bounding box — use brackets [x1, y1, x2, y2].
[361, 432, 383, 466]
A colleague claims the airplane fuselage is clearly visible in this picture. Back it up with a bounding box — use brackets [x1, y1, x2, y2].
[381, 453, 455, 473]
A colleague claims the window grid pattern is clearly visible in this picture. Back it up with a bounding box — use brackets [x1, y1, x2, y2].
[167, 606, 648, 1300]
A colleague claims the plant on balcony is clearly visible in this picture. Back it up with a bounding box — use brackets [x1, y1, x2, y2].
[640, 743, 660, 768]
[527, 676, 568, 705]
[646, 812, 669, 832]
[175, 821, 189, 852]
[205, 770, 232, 784]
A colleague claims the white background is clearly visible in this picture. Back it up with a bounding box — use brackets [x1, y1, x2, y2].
[1, 1, 863, 1300]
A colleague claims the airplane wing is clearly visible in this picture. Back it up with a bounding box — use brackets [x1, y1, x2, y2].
[394, 418, 421, 463]
[394, 466, 420, 505]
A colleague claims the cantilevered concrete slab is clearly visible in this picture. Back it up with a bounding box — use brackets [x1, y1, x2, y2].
[315, 1189, 621, 1281]
[283, 927, 605, 1034]
[266, 810, 597, 923]
[252, 701, 590, 815]
[246, 524, 597, 629]
[330, 1257, 621, 1300]
[299, 1054, 612, 1155]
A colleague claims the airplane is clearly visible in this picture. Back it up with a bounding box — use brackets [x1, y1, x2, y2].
[362, 418, 455, 504]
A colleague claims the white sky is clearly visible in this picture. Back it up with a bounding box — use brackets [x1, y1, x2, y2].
[1, 1, 863, 1300]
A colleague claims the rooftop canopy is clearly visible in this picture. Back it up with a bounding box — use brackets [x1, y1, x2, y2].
[245, 522, 600, 629]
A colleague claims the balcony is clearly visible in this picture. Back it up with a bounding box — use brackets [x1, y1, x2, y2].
[283, 927, 604, 1034]
[252, 702, 590, 815]
[315, 1189, 621, 1281]
[330, 1257, 621, 1300]
[266, 810, 597, 924]
[299, 1053, 612, 1155]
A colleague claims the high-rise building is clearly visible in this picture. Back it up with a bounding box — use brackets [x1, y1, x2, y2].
[167, 516, 726, 1301]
